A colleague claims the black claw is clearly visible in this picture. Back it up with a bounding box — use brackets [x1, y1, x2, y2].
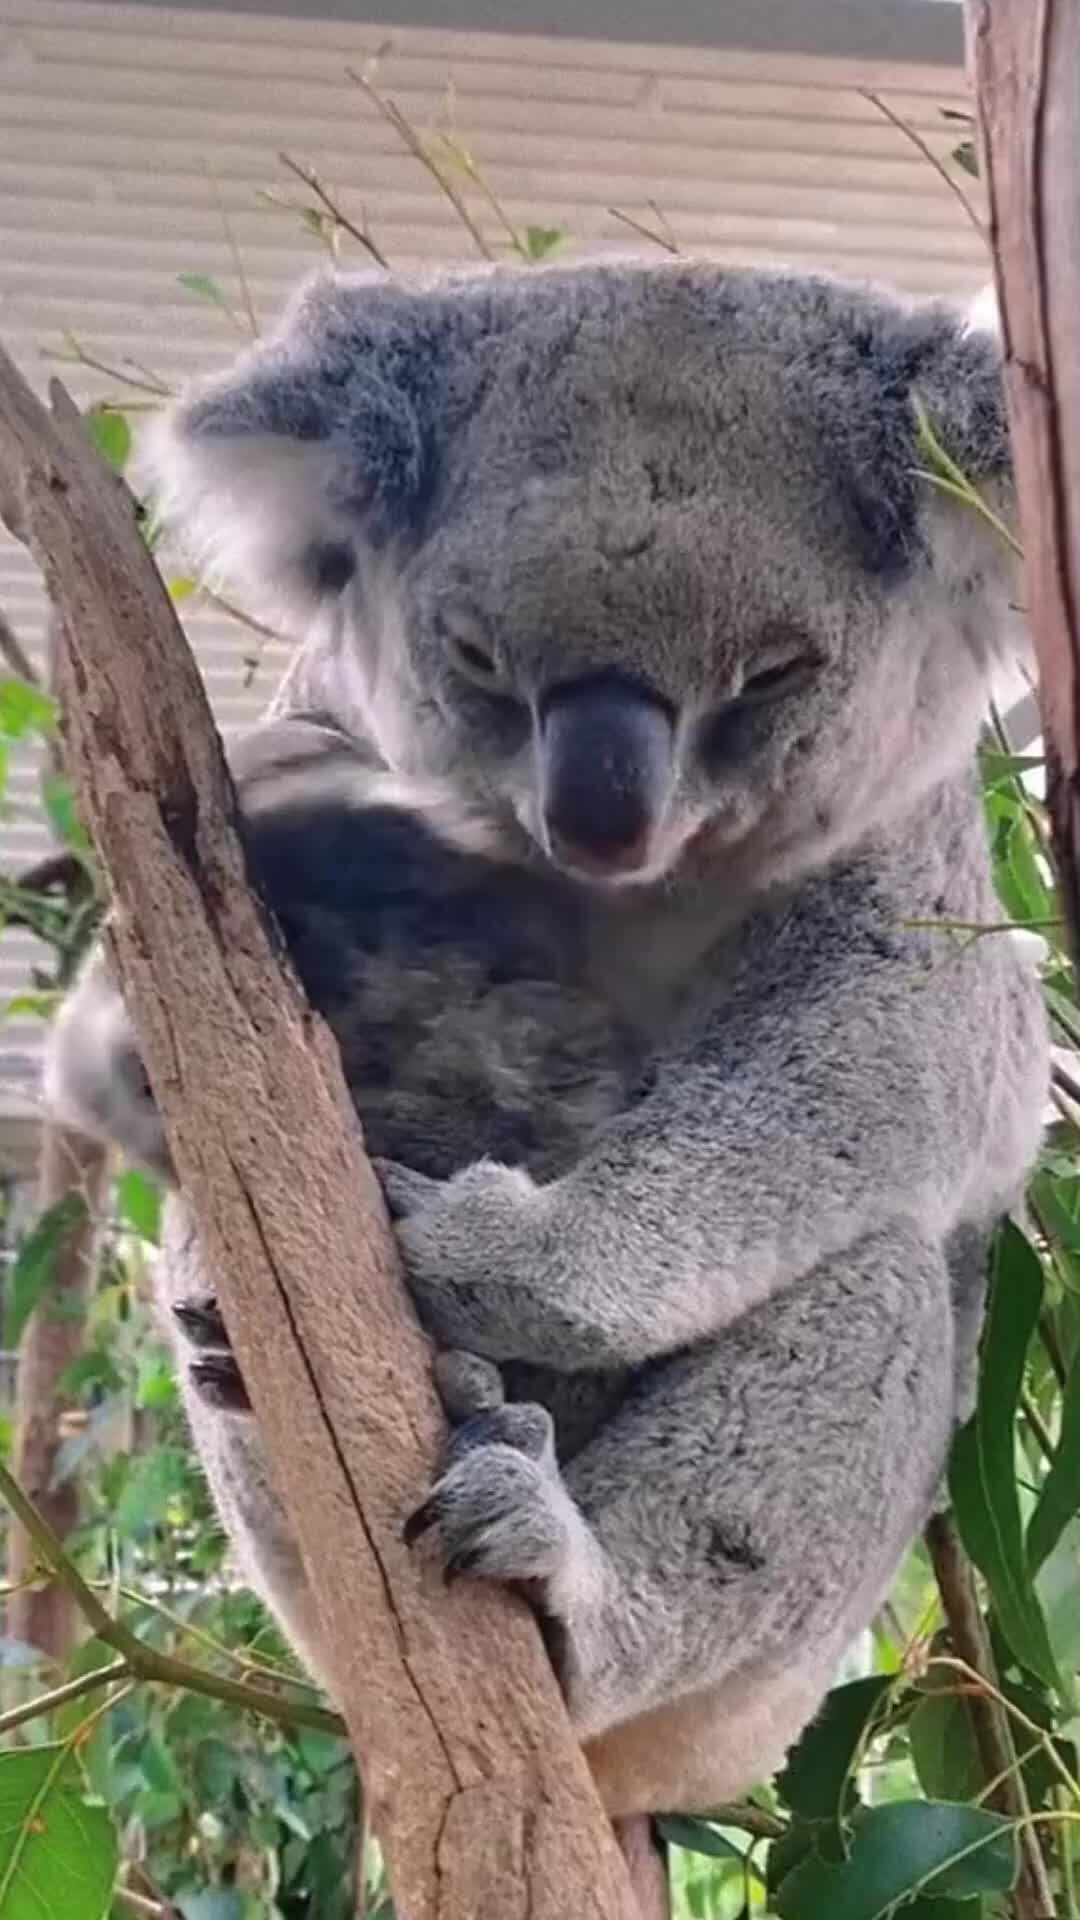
[173, 1295, 229, 1350]
[403, 1497, 441, 1548]
[190, 1355, 250, 1414]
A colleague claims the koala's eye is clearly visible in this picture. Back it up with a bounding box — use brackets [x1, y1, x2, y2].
[739, 652, 822, 704]
[438, 612, 500, 687]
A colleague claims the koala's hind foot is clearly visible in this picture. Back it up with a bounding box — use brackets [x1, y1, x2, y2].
[173, 1293, 251, 1415]
[405, 1402, 601, 1597]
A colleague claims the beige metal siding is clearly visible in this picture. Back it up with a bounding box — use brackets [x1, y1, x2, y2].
[0, 0, 980, 1099]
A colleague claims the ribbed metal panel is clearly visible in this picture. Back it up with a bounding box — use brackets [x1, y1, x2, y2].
[0, 0, 981, 1112]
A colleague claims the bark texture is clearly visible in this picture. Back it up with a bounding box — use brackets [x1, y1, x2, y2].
[970, 0, 1080, 968]
[0, 343, 635, 1920]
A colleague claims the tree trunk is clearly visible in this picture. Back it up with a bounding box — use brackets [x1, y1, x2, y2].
[969, 2, 1080, 1912]
[0, 350, 639, 1917]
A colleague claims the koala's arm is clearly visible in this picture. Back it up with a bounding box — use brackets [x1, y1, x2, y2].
[39, 712, 385, 1175]
[42, 944, 173, 1180]
[385, 910, 1042, 1372]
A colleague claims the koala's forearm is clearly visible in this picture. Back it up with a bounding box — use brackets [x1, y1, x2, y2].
[389, 1038, 981, 1372]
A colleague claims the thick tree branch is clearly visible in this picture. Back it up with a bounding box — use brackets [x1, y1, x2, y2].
[0, 342, 635, 1920]
[969, 0, 1080, 970]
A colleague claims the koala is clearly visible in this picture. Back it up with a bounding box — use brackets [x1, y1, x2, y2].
[45, 259, 1047, 1820]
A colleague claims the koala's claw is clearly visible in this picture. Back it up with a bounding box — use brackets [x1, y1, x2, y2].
[174, 1294, 252, 1415]
[173, 1293, 229, 1349]
[373, 1157, 442, 1222]
[404, 1402, 571, 1587]
[189, 1353, 252, 1415]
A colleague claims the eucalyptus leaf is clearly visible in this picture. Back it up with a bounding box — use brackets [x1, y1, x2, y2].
[4, 1192, 89, 1350]
[656, 1815, 746, 1861]
[83, 407, 131, 473]
[948, 1222, 1063, 1693]
[776, 1675, 893, 1822]
[774, 1801, 1015, 1920]
[1028, 1352, 1080, 1572]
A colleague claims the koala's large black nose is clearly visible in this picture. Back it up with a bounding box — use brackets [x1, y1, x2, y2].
[538, 674, 673, 875]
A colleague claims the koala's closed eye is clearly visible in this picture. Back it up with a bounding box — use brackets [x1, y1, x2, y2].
[699, 647, 823, 769]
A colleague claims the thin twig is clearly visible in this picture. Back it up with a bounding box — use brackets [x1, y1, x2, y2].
[348, 69, 496, 262]
[925, 1516, 1057, 1919]
[608, 206, 681, 255]
[0, 1657, 128, 1737]
[697, 1803, 786, 1841]
[43, 335, 172, 400]
[0, 1461, 346, 1737]
[206, 166, 260, 339]
[277, 152, 391, 271]
[1020, 1387, 1056, 1461]
[860, 89, 986, 238]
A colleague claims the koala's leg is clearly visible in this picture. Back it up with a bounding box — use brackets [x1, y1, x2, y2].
[156, 1200, 330, 1688]
[409, 1220, 955, 1814]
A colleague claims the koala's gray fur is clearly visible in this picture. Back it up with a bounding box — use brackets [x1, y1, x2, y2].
[45, 258, 1047, 1817]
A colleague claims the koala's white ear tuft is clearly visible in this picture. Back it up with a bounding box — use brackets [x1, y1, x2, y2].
[964, 283, 1001, 340]
[133, 270, 429, 623]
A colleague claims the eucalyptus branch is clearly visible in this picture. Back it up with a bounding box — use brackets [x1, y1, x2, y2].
[860, 88, 985, 239]
[0, 1460, 345, 1737]
[206, 165, 260, 338]
[698, 1803, 786, 1841]
[276, 153, 391, 270]
[926, 1516, 1057, 1918]
[608, 205, 681, 255]
[348, 68, 496, 262]
[42, 335, 172, 400]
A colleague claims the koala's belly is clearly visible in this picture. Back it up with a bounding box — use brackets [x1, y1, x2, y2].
[583, 1657, 832, 1817]
[580, 1651, 822, 1812]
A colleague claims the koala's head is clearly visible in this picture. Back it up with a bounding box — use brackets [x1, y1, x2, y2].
[141, 260, 1020, 893]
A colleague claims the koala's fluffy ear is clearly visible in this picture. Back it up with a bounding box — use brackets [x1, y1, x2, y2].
[823, 283, 1012, 585]
[136, 271, 431, 619]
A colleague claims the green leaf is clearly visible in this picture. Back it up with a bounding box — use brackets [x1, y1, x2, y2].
[776, 1675, 893, 1821]
[1028, 1351, 1080, 1572]
[908, 1691, 983, 1801]
[978, 751, 1045, 783]
[774, 1801, 1015, 1920]
[82, 407, 131, 474]
[3, 992, 60, 1021]
[948, 1222, 1063, 1693]
[112, 1448, 187, 1536]
[523, 223, 566, 260]
[40, 774, 90, 853]
[952, 139, 979, 178]
[0, 1745, 116, 1919]
[166, 575, 198, 602]
[656, 1815, 746, 1861]
[1034, 1517, 1080, 1677]
[4, 1193, 89, 1350]
[0, 679, 56, 741]
[176, 272, 233, 316]
[115, 1167, 161, 1244]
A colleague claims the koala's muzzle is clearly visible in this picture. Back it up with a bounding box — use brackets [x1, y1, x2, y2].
[539, 675, 673, 876]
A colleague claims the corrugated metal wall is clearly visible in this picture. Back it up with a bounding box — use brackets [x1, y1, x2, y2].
[0, 0, 980, 1103]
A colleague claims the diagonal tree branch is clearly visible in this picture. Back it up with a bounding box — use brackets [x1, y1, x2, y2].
[0, 341, 636, 1920]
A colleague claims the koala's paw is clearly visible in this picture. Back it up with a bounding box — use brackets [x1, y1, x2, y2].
[173, 1293, 251, 1416]
[373, 1156, 543, 1355]
[404, 1403, 572, 1587]
[432, 1349, 506, 1423]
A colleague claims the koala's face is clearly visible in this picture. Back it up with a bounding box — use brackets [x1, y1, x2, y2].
[145, 262, 1018, 891]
